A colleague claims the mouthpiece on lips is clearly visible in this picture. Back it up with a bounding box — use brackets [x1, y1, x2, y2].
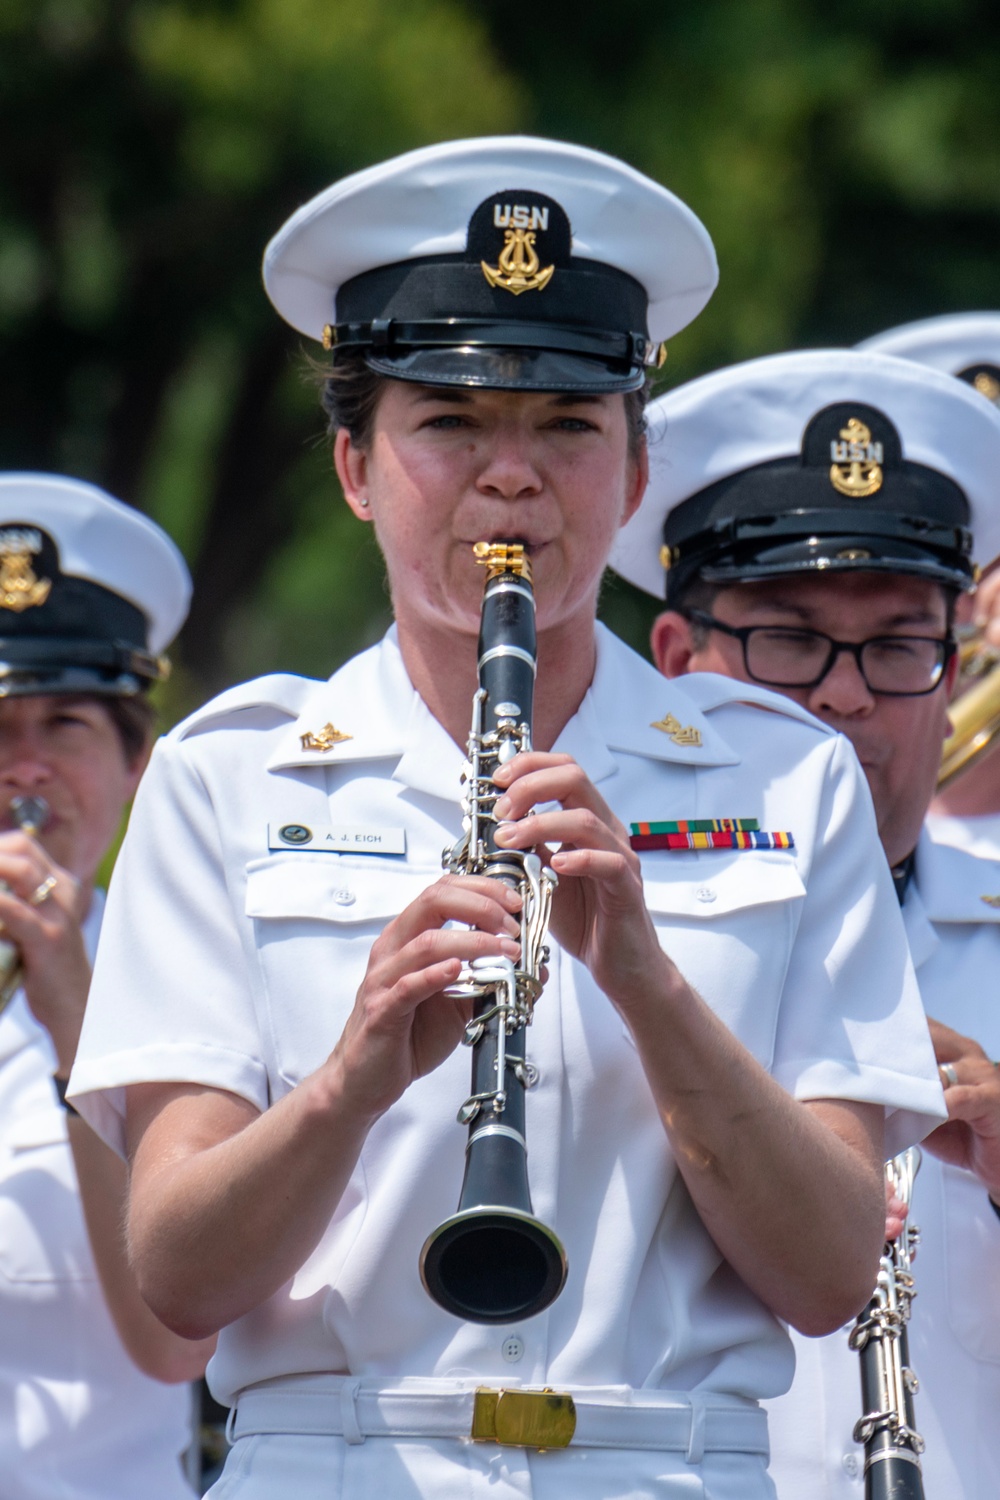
[9, 795, 49, 836]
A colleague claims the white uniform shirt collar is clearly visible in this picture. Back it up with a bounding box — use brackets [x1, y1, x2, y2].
[913, 823, 1000, 927]
[266, 624, 741, 797]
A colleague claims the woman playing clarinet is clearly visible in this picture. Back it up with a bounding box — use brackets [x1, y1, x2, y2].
[70, 137, 944, 1500]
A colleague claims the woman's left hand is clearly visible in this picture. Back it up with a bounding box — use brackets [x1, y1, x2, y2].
[491, 751, 668, 1011]
[0, 830, 89, 1071]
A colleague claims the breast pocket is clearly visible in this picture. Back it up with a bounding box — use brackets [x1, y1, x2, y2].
[639, 853, 807, 1067]
[942, 1161, 1000, 1363]
[244, 854, 441, 1091]
[0, 1111, 96, 1284]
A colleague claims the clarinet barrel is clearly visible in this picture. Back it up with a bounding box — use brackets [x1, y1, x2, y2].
[420, 542, 567, 1324]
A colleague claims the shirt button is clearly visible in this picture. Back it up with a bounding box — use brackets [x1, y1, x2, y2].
[332, 889, 356, 906]
[842, 1452, 860, 1479]
[695, 886, 717, 903]
[501, 1335, 524, 1363]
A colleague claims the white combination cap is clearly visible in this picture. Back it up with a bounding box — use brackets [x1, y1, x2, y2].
[858, 312, 1000, 405]
[610, 348, 1000, 602]
[263, 135, 718, 393]
[0, 473, 191, 697]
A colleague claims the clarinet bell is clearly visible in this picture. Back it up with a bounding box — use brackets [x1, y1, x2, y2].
[420, 1128, 567, 1323]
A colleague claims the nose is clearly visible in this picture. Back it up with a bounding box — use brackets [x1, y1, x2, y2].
[808, 644, 876, 718]
[474, 428, 544, 500]
[0, 735, 52, 797]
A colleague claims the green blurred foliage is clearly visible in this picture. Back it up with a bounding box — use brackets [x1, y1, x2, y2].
[2, 0, 1000, 706]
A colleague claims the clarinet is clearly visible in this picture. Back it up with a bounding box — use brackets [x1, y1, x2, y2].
[420, 541, 568, 1324]
[0, 795, 50, 1018]
[849, 1148, 926, 1500]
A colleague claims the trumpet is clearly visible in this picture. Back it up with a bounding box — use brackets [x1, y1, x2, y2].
[0, 794, 51, 1017]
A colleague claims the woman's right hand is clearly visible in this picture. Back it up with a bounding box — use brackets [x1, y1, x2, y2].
[327, 873, 522, 1122]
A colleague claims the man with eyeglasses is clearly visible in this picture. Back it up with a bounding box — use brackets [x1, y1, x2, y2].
[609, 347, 1000, 1499]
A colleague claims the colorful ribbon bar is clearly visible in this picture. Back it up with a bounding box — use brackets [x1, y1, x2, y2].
[629, 829, 794, 852]
[629, 818, 759, 836]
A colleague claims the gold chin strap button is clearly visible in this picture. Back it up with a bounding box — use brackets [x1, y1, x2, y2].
[471, 1387, 576, 1450]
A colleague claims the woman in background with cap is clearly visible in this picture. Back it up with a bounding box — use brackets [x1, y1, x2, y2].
[70, 139, 942, 1500]
[0, 474, 215, 1499]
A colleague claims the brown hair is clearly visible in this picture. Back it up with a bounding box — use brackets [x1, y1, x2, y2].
[319, 353, 650, 461]
[100, 693, 157, 767]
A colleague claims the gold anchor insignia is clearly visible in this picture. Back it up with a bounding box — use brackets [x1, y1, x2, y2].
[829, 418, 884, 499]
[973, 371, 1000, 405]
[482, 229, 555, 296]
[299, 723, 352, 752]
[980, 894, 1000, 908]
[651, 712, 703, 748]
[0, 533, 51, 613]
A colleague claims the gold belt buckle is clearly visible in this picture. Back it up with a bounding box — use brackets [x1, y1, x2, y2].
[471, 1387, 577, 1451]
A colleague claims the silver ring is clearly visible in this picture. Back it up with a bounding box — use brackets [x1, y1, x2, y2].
[28, 875, 57, 907]
[939, 1062, 959, 1089]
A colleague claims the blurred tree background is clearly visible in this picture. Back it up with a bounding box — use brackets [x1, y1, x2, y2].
[2, 0, 1000, 723]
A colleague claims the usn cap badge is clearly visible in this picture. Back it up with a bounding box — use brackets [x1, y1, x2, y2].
[479, 201, 556, 295]
[471, 192, 564, 297]
[829, 417, 884, 499]
[0, 528, 51, 613]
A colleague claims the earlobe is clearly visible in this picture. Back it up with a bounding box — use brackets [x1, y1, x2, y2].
[334, 429, 373, 521]
[650, 611, 696, 680]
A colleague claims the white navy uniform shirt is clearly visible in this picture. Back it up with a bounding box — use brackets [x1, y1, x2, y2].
[765, 827, 1000, 1499]
[926, 809, 1000, 860]
[70, 627, 943, 1499]
[0, 894, 194, 1500]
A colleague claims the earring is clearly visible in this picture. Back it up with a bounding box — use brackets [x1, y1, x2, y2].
[359, 498, 370, 508]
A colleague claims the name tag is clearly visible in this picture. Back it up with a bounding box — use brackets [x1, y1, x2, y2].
[268, 822, 407, 855]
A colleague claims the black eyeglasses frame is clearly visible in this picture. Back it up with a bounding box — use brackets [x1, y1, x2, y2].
[684, 609, 956, 698]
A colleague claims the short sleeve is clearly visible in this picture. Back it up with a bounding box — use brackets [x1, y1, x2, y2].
[772, 733, 945, 1156]
[69, 733, 269, 1157]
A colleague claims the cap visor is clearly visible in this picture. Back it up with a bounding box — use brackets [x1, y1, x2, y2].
[701, 537, 972, 592]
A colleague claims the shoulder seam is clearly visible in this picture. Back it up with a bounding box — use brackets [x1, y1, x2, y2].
[172, 674, 324, 740]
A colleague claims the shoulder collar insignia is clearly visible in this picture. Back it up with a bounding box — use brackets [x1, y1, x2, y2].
[651, 712, 702, 747]
[299, 722, 352, 752]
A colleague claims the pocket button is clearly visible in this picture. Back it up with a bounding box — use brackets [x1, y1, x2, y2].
[696, 886, 717, 903]
[332, 889, 356, 906]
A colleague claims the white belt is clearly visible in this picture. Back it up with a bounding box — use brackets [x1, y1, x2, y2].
[228, 1377, 769, 1461]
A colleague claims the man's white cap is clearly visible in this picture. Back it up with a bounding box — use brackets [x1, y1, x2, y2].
[858, 313, 1000, 403]
[263, 136, 718, 393]
[610, 349, 1000, 603]
[0, 473, 191, 696]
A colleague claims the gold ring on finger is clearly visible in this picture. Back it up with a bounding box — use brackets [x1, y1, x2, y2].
[28, 875, 57, 906]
